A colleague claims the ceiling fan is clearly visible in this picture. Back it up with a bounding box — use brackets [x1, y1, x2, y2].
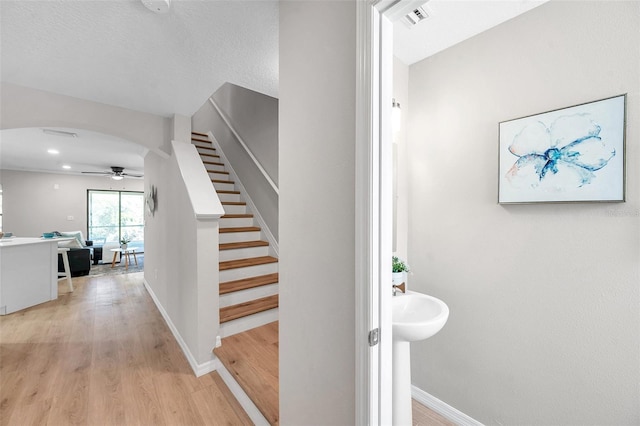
[82, 166, 143, 180]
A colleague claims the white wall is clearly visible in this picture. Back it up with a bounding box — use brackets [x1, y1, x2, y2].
[279, 1, 357, 424]
[143, 145, 220, 372]
[405, 2, 639, 424]
[0, 170, 143, 237]
[0, 83, 172, 154]
[210, 82, 278, 186]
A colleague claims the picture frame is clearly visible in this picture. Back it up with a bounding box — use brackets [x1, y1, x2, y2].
[498, 94, 626, 204]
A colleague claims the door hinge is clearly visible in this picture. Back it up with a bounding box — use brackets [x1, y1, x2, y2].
[368, 328, 380, 347]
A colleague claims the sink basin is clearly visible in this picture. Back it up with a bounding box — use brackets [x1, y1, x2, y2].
[392, 291, 449, 342]
[392, 291, 449, 425]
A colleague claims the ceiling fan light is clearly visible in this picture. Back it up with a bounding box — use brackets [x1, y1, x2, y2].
[111, 175, 124, 181]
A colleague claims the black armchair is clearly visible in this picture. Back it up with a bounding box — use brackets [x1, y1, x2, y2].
[58, 248, 91, 277]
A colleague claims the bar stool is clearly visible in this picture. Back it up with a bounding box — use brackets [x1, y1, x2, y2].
[57, 247, 74, 292]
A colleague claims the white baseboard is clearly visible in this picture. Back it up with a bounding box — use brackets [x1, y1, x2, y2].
[412, 385, 484, 426]
[143, 279, 217, 377]
[216, 360, 270, 426]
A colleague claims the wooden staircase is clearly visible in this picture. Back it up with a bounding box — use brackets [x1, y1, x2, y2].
[191, 131, 279, 338]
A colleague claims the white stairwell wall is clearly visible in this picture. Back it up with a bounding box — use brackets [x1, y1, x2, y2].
[143, 136, 224, 376]
[192, 83, 279, 243]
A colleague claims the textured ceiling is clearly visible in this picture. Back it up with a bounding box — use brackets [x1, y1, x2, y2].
[0, 0, 279, 117]
[0, 0, 546, 177]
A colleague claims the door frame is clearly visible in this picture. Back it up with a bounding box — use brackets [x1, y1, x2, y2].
[355, 1, 394, 424]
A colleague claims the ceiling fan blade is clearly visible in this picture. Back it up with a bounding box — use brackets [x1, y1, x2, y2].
[81, 171, 110, 175]
[122, 173, 144, 178]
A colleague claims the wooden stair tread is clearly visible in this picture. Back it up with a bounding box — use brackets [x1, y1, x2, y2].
[219, 273, 279, 294]
[192, 137, 211, 143]
[200, 153, 221, 159]
[222, 201, 246, 206]
[210, 170, 230, 175]
[219, 256, 278, 271]
[204, 161, 225, 166]
[217, 190, 240, 195]
[219, 240, 267, 250]
[197, 146, 217, 152]
[221, 214, 254, 219]
[213, 322, 279, 424]
[219, 226, 260, 233]
[212, 179, 235, 184]
[192, 131, 208, 137]
[219, 295, 279, 323]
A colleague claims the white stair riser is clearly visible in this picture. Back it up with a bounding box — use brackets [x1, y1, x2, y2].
[219, 283, 279, 308]
[219, 231, 262, 243]
[197, 147, 217, 155]
[217, 192, 241, 203]
[192, 142, 212, 149]
[219, 263, 278, 282]
[219, 245, 270, 262]
[220, 308, 279, 338]
[205, 164, 226, 173]
[222, 204, 247, 215]
[209, 171, 230, 180]
[200, 156, 221, 164]
[213, 181, 236, 192]
[220, 217, 254, 228]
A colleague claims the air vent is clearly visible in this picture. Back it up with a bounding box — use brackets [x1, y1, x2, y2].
[42, 129, 78, 138]
[402, 6, 432, 27]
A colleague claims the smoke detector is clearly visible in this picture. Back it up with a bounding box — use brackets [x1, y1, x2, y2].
[141, 0, 171, 14]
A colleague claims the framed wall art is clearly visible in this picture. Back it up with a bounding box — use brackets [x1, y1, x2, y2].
[498, 94, 626, 204]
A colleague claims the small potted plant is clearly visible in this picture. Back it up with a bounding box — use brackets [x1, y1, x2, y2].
[120, 236, 131, 250]
[392, 256, 410, 286]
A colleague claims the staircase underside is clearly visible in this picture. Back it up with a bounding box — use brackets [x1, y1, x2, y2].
[214, 321, 279, 425]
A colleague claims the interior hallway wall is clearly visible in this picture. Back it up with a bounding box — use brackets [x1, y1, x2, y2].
[0, 83, 172, 154]
[406, 1, 639, 424]
[279, 1, 357, 423]
[0, 169, 143, 237]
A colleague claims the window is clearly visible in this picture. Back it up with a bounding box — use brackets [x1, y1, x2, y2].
[87, 190, 144, 250]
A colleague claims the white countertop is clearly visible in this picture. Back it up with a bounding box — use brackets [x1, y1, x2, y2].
[0, 237, 73, 247]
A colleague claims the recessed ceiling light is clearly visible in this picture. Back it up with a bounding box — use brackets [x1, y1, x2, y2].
[141, 0, 171, 14]
[62, 165, 71, 169]
[47, 149, 60, 155]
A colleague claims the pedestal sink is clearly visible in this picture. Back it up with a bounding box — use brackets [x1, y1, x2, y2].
[392, 291, 449, 426]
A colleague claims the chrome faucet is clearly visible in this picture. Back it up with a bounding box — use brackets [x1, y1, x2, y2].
[392, 282, 406, 296]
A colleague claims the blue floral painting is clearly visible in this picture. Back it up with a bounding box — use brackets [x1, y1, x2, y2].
[499, 95, 625, 203]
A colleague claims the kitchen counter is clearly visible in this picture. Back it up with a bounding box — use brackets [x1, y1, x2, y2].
[0, 237, 70, 314]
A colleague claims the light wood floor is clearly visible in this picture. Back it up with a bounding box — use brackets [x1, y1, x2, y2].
[0, 271, 455, 426]
[0, 272, 251, 426]
[214, 322, 279, 424]
[215, 322, 454, 426]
